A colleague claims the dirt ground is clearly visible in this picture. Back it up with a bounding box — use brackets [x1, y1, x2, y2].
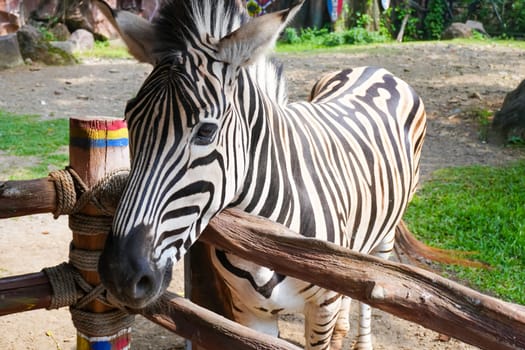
[0, 42, 524, 350]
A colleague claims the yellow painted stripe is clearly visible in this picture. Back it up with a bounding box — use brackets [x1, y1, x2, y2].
[70, 127, 128, 140]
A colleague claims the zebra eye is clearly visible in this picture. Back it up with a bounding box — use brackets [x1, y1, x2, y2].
[193, 122, 218, 145]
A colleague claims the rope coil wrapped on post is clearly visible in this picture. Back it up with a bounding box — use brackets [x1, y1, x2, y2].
[49, 167, 129, 218]
[43, 167, 134, 337]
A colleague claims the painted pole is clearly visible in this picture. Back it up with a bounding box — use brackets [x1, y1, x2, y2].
[68, 117, 132, 350]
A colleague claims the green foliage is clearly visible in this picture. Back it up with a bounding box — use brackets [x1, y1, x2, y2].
[424, 0, 448, 39]
[404, 162, 525, 304]
[466, 107, 493, 142]
[37, 25, 57, 42]
[506, 0, 525, 34]
[355, 12, 372, 28]
[508, 135, 525, 145]
[280, 27, 389, 48]
[75, 40, 131, 60]
[455, 0, 525, 36]
[390, 6, 422, 40]
[283, 28, 301, 45]
[0, 110, 68, 179]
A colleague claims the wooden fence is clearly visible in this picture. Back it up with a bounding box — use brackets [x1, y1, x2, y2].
[1, 117, 525, 350]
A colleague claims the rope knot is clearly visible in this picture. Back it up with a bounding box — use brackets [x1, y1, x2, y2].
[48, 167, 129, 218]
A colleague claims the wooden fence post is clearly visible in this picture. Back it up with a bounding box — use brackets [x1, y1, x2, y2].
[186, 240, 234, 350]
[68, 117, 132, 350]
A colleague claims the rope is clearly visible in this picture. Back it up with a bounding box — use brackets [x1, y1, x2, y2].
[49, 168, 76, 219]
[69, 245, 102, 272]
[71, 308, 135, 337]
[49, 167, 129, 218]
[45, 166, 134, 337]
[69, 214, 114, 236]
[43, 263, 81, 309]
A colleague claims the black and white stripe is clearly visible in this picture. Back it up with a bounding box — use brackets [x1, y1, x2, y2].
[104, 1, 426, 349]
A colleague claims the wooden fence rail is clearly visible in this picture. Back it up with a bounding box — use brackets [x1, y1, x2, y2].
[0, 174, 525, 349]
[204, 209, 525, 350]
[2, 169, 525, 349]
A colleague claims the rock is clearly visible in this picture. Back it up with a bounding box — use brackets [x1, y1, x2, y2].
[493, 79, 525, 142]
[441, 23, 472, 40]
[0, 10, 20, 35]
[17, 24, 77, 65]
[0, 22, 18, 35]
[93, 7, 120, 40]
[469, 92, 482, 100]
[0, 33, 24, 69]
[465, 20, 489, 37]
[50, 22, 71, 41]
[69, 28, 94, 52]
[49, 40, 75, 54]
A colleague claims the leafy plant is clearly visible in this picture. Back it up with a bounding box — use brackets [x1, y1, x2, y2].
[37, 25, 57, 42]
[391, 5, 422, 40]
[469, 107, 493, 142]
[355, 12, 372, 28]
[279, 26, 389, 48]
[283, 28, 301, 44]
[424, 0, 448, 39]
[508, 135, 525, 145]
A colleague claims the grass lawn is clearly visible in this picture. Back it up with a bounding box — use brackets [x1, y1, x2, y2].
[404, 162, 525, 304]
[0, 110, 68, 180]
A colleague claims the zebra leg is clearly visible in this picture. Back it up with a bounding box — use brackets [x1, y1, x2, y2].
[355, 230, 396, 350]
[356, 302, 372, 350]
[230, 293, 280, 337]
[304, 291, 342, 350]
[330, 296, 351, 350]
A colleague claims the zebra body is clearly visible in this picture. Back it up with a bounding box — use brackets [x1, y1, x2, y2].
[95, 0, 426, 349]
[211, 66, 425, 347]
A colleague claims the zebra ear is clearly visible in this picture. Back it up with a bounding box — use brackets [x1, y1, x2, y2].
[216, 1, 304, 67]
[94, 0, 156, 64]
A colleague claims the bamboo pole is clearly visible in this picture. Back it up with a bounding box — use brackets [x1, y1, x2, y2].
[68, 117, 132, 350]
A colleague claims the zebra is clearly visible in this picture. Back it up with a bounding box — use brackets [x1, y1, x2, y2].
[95, 0, 427, 349]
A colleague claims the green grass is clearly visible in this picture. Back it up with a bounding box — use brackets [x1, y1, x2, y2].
[0, 110, 69, 180]
[276, 36, 525, 53]
[75, 40, 131, 60]
[404, 162, 525, 304]
[277, 27, 391, 52]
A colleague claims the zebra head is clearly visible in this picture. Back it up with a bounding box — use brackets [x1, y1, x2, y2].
[96, 0, 303, 309]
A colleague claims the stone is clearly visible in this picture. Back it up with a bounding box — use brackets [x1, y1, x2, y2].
[69, 28, 94, 52]
[17, 24, 77, 65]
[465, 20, 489, 37]
[0, 33, 24, 69]
[441, 23, 472, 40]
[49, 40, 75, 54]
[50, 22, 70, 41]
[0, 10, 20, 35]
[493, 79, 525, 142]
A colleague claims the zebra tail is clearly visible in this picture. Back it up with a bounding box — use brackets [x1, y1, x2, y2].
[394, 220, 491, 270]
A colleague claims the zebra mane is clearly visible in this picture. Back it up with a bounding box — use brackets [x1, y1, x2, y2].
[153, 0, 246, 52]
[152, 0, 289, 105]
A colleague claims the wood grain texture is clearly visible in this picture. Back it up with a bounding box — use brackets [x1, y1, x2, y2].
[201, 208, 525, 350]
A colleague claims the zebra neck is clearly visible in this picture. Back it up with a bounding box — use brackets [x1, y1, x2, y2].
[230, 81, 304, 227]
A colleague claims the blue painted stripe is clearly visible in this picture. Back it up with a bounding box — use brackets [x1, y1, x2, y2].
[91, 341, 112, 350]
[71, 137, 129, 148]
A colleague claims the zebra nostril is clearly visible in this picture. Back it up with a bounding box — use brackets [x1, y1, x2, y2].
[133, 273, 155, 300]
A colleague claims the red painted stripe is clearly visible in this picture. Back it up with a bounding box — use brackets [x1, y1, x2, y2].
[71, 119, 127, 131]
